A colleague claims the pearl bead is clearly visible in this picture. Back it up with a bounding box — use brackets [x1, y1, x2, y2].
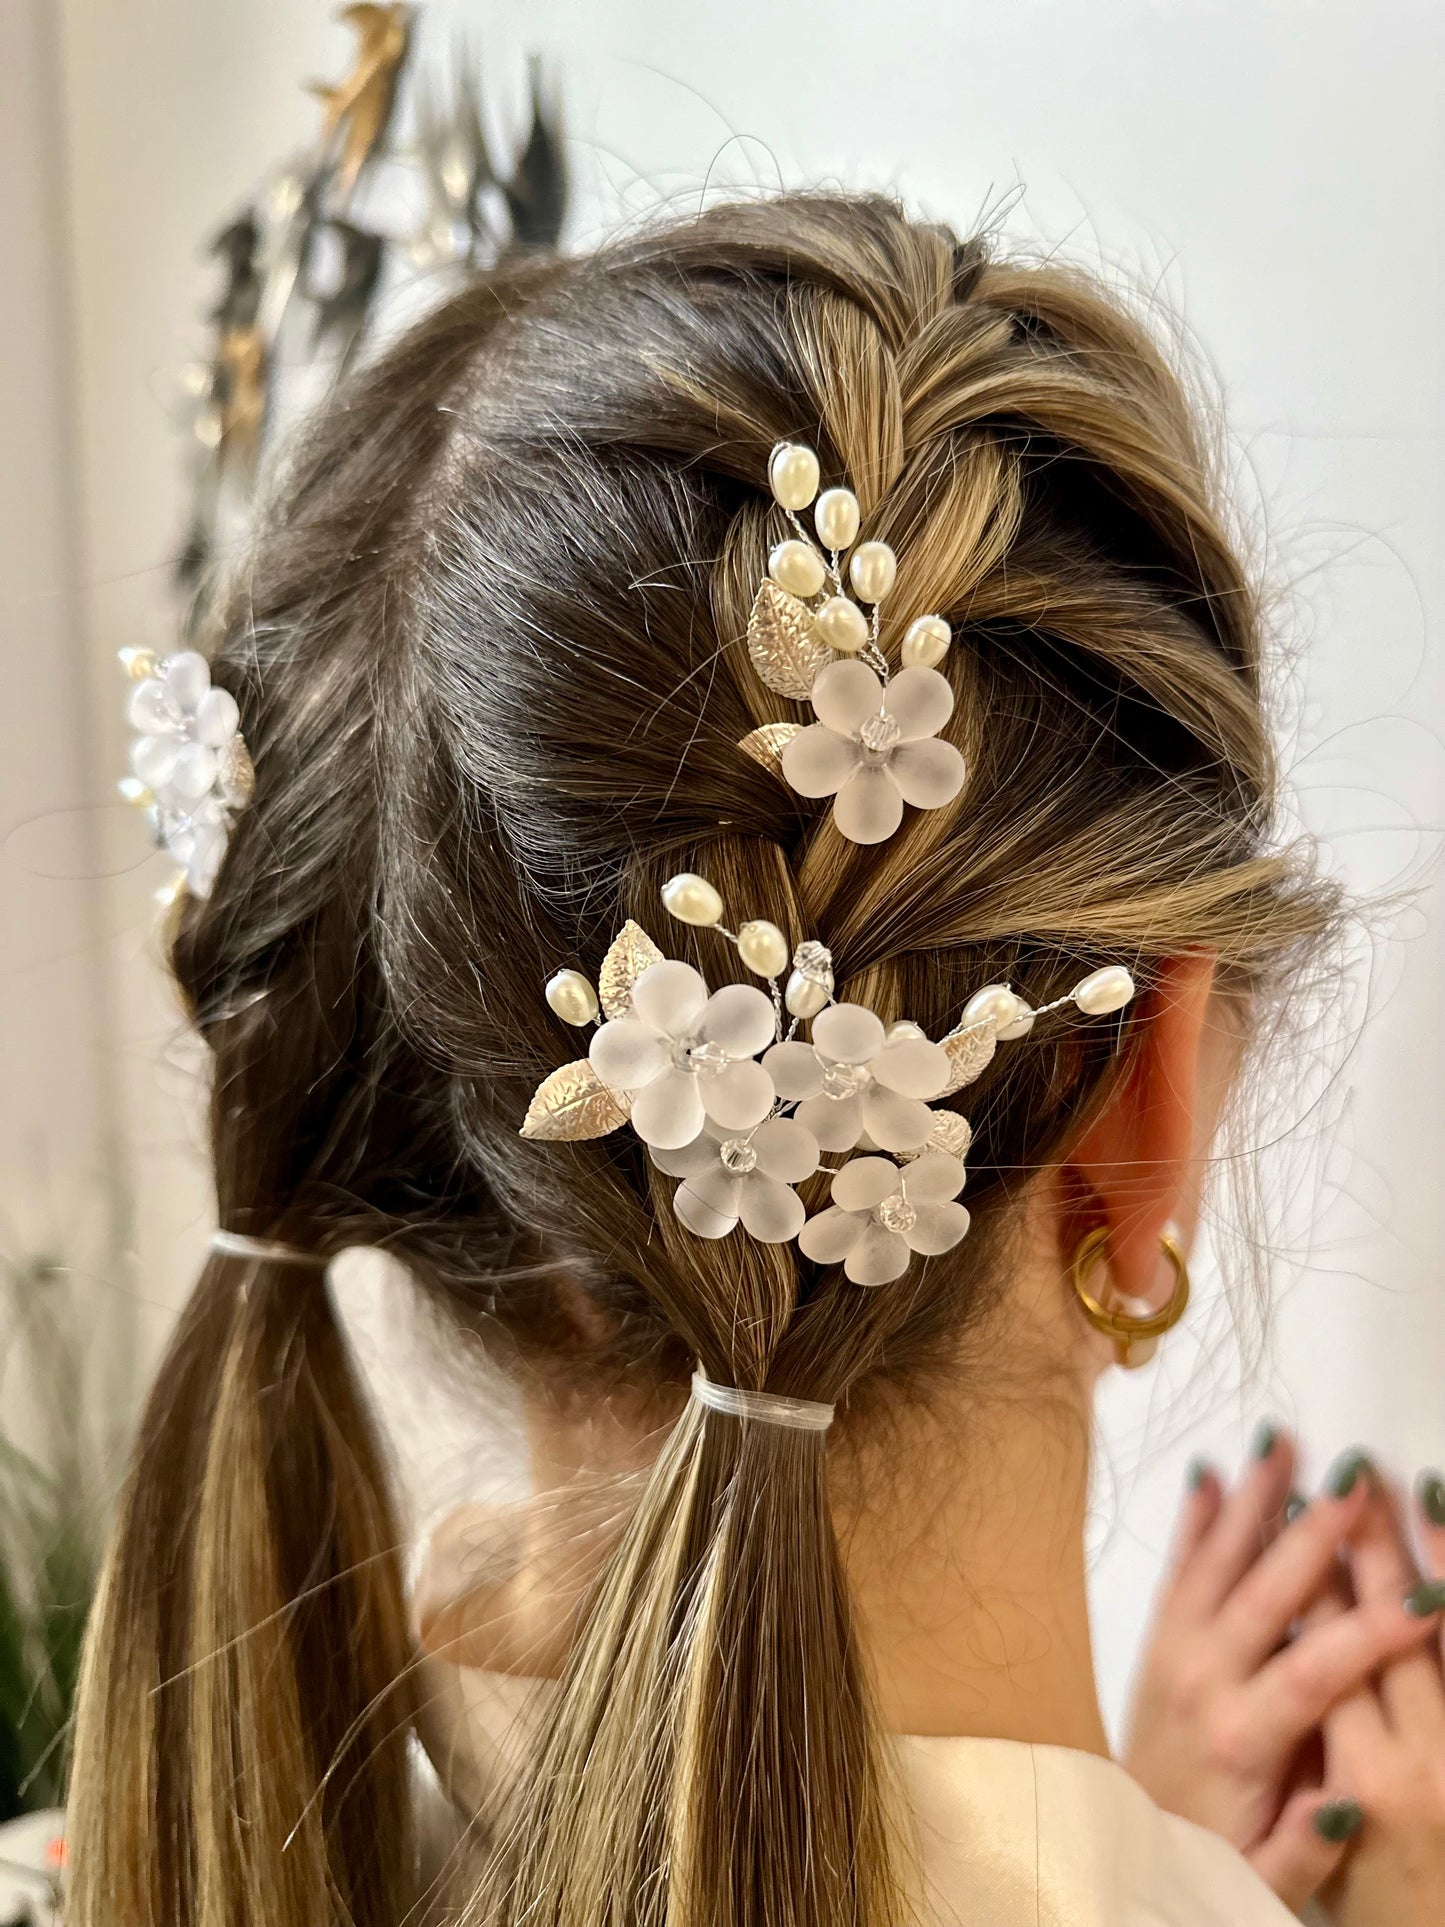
[118, 646, 158, 681]
[1074, 965, 1136, 1015]
[997, 1003, 1035, 1041]
[546, 968, 600, 1026]
[813, 595, 869, 653]
[901, 615, 951, 669]
[785, 969, 831, 1019]
[962, 983, 1021, 1033]
[662, 872, 724, 927]
[885, 1020, 925, 1043]
[117, 775, 153, 808]
[769, 540, 826, 599]
[769, 442, 820, 511]
[848, 540, 897, 604]
[814, 487, 860, 550]
[737, 918, 789, 977]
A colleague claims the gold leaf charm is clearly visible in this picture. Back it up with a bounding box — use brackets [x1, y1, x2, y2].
[939, 1023, 998, 1096]
[520, 1060, 630, 1141]
[900, 1110, 974, 1163]
[597, 920, 664, 1020]
[738, 721, 803, 777]
[746, 581, 834, 699]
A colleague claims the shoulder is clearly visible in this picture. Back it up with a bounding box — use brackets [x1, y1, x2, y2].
[897, 1734, 1298, 1927]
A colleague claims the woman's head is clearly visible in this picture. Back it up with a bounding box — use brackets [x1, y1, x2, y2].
[70, 192, 1335, 1927]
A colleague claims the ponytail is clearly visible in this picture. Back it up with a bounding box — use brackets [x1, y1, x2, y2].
[68, 1251, 418, 1927]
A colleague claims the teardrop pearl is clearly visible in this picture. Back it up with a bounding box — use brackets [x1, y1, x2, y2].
[737, 919, 789, 977]
[769, 443, 820, 511]
[813, 596, 869, 653]
[961, 983, 1021, 1033]
[848, 540, 897, 604]
[901, 615, 951, 669]
[769, 540, 826, 599]
[1073, 965, 1136, 1015]
[997, 1003, 1035, 1041]
[662, 873, 724, 927]
[814, 487, 860, 550]
[785, 968, 831, 1020]
[546, 969, 600, 1026]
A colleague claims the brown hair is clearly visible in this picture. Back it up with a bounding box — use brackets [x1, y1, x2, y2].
[68, 192, 1334, 1926]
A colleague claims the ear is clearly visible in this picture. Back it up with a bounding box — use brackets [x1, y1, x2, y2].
[1061, 955, 1217, 1304]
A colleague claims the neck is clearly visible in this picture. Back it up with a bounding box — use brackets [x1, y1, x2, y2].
[835, 1322, 1109, 1759]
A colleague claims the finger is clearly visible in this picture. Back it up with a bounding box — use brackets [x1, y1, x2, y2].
[1245, 1787, 1362, 1915]
[1215, 1468, 1373, 1669]
[1249, 1590, 1439, 1758]
[1156, 1458, 1225, 1603]
[1170, 1421, 1299, 1621]
[1346, 1475, 1445, 1737]
[1418, 1468, 1445, 1573]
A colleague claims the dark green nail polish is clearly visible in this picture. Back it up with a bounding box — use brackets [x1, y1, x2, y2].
[1186, 1456, 1211, 1491]
[1313, 1798, 1363, 1843]
[1285, 1489, 1308, 1523]
[1418, 1470, 1445, 1527]
[1326, 1449, 1371, 1499]
[1403, 1579, 1445, 1618]
[1251, 1419, 1280, 1461]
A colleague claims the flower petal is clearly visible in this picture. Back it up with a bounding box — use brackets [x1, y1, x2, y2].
[763, 1040, 824, 1101]
[630, 959, 708, 1037]
[796, 1091, 865, 1153]
[590, 1017, 668, 1091]
[887, 737, 966, 809]
[631, 1069, 706, 1150]
[674, 1166, 742, 1239]
[884, 665, 954, 742]
[811, 1001, 886, 1066]
[906, 1201, 972, 1255]
[861, 1087, 936, 1152]
[781, 722, 860, 799]
[833, 766, 904, 844]
[738, 1175, 806, 1243]
[811, 657, 885, 736]
[902, 1151, 967, 1203]
[846, 1224, 911, 1287]
[701, 1059, 774, 1131]
[699, 983, 777, 1058]
[831, 1155, 902, 1212]
[650, 1133, 720, 1179]
[798, 1205, 863, 1265]
[870, 1035, 952, 1099]
[751, 1117, 820, 1184]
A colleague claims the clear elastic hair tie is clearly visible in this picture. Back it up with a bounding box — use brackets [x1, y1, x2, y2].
[210, 1229, 330, 1270]
[690, 1369, 835, 1433]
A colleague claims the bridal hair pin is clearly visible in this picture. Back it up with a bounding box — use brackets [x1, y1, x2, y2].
[521, 872, 1137, 1287]
[117, 646, 254, 899]
[739, 442, 966, 846]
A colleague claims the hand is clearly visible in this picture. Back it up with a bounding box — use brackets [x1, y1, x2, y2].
[1123, 1429, 1444, 1914]
[1308, 1472, 1445, 1926]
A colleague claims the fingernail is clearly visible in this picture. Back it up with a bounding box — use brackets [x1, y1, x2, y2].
[1326, 1448, 1371, 1499]
[1186, 1456, 1211, 1491]
[1403, 1579, 1445, 1618]
[1250, 1419, 1279, 1461]
[1285, 1489, 1308, 1523]
[1313, 1798, 1363, 1843]
[1418, 1470, 1445, 1527]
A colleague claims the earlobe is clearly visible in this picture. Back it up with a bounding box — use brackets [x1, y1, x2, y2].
[1061, 955, 1218, 1305]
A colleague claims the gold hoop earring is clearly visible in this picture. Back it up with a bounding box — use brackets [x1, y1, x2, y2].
[1070, 1227, 1190, 1370]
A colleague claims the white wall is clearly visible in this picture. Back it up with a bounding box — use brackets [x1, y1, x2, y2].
[5, 0, 1441, 1732]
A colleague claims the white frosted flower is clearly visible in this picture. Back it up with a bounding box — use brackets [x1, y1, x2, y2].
[589, 960, 776, 1151]
[780, 658, 965, 845]
[127, 650, 249, 896]
[763, 1003, 950, 1154]
[651, 1116, 821, 1243]
[798, 1152, 970, 1286]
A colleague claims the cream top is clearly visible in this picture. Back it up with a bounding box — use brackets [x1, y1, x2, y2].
[418, 1658, 1298, 1927]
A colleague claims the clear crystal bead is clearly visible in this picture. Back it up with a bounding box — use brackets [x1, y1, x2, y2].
[857, 710, 901, 757]
[874, 1193, 917, 1235]
[792, 939, 834, 984]
[718, 1137, 758, 1174]
[685, 1038, 730, 1077]
[821, 1061, 868, 1099]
